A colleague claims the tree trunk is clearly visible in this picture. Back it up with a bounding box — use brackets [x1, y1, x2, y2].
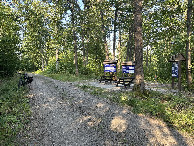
[40, 46, 44, 71]
[146, 47, 148, 67]
[126, 39, 130, 62]
[101, 10, 109, 60]
[118, 28, 121, 72]
[56, 48, 59, 71]
[128, 24, 134, 61]
[82, 32, 86, 67]
[113, 7, 118, 60]
[82, 0, 90, 67]
[133, 0, 144, 91]
[186, 0, 192, 88]
[71, 1, 79, 75]
[86, 46, 89, 65]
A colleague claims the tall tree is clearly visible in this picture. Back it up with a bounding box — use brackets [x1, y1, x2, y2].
[186, 0, 192, 88]
[117, 27, 122, 72]
[112, 3, 119, 60]
[133, 0, 144, 90]
[100, 1, 109, 60]
[70, 0, 79, 75]
[0, 3, 20, 76]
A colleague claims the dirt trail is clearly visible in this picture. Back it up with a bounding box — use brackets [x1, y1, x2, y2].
[20, 74, 193, 146]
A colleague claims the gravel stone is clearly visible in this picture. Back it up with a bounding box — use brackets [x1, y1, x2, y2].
[18, 74, 193, 146]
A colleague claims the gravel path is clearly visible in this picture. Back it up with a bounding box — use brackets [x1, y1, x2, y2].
[79, 81, 179, 94]
[20, 74, 193, 146]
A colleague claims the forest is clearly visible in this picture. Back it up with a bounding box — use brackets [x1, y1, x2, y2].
[0, 0, 193, 90]
[0, 0, 194, 144]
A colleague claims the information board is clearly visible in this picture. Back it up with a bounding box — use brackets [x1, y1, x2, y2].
[104, 64, 116, 72]
[172, 62, 178, 78]
[122, 65, 135, 73]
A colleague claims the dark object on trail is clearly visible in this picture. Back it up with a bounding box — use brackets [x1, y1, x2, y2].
[18, 73, 33, 89]
[27, 76, 33, 84]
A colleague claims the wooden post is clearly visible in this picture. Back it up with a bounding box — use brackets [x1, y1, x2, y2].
[104, 64, 105, 76]
[115, 63, 117, 80]
[169, 54, 185, 92]
[178, 61, 181, 91]
[172, 77, 175, 89]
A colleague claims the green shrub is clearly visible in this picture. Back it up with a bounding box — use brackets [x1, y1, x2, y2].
[79, 85, 193, 135]
[0, 76, 31, 145]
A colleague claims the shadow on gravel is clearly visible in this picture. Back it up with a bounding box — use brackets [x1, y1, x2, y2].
[78, 100, 190, 145]
[25, 74, 191, 145]
[167, 125, 189, 146]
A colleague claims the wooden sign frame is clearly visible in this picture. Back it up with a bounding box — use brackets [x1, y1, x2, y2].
[169, 54, 185, 91]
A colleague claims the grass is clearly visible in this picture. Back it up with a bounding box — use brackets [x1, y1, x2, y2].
[37, 72, 193, 135]
[36, 71, 96, 82]
[0, 75, 31, 145]
[79, 85, 193, 135]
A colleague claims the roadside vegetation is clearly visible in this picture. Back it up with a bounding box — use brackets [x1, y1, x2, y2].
[36, 70, 96, 82]
[79, 85, 193, 135]
[0, 75, 31, 145]
[0, 0, 193, 143]
[38, 72, 193, 135]
[40, 72, 194, 135]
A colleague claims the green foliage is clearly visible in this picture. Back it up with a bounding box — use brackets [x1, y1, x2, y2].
[37, 71, 96, 82]
[80, 85, 193, 134]
[0, 4, 20, 77]
[42, 50, 103, 77]
[2, 0, 192, 88]
[164, 94, 193, 133]
[0, 76, 31, 145]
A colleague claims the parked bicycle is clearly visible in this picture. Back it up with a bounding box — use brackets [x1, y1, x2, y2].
[18, 73, 33, 89]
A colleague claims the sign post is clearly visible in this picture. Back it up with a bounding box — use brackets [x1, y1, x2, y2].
[172, 62, 178, 89]
[102, 59, 118, 81]
[169, 54, 185, 91]
[178, 61, 182, 91]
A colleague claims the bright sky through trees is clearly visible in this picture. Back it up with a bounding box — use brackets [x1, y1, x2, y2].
[0, 0, 192, 89]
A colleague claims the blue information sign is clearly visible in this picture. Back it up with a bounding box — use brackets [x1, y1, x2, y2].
[122, 65, 135, 73]
[104, 64, 116, 72]
[172, 62, 178, 78]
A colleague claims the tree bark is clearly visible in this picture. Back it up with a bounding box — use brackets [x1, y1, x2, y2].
[127, 25, 133, 62]
[126, 39, 130, 62]
[146, 47, 148, 67]
[56, 48, 59, 71]
[118, 28, 121, 72]
[133, 0, 144, 91]
[186, 0, 192, 88]
[82, 0, 90, 67]
[70, 0, 79, 75]
[101, 10, 109, 60]
[40, 46, 44, 71]
[113, 7, 118, 60]
[82, 31, 86, 67]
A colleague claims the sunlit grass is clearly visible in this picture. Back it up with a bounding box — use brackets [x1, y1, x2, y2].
[35, 72, 193, 135]
[79, 85, 194, 135]
[0, 75, 31, 145]
[36, 70, 96, 82]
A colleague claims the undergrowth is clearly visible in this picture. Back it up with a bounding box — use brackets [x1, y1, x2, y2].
[79, 85, 194, 135]
[36, 70, 96, 82]
[36, 72, 193, 135]
[0, 76, 31, 145]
